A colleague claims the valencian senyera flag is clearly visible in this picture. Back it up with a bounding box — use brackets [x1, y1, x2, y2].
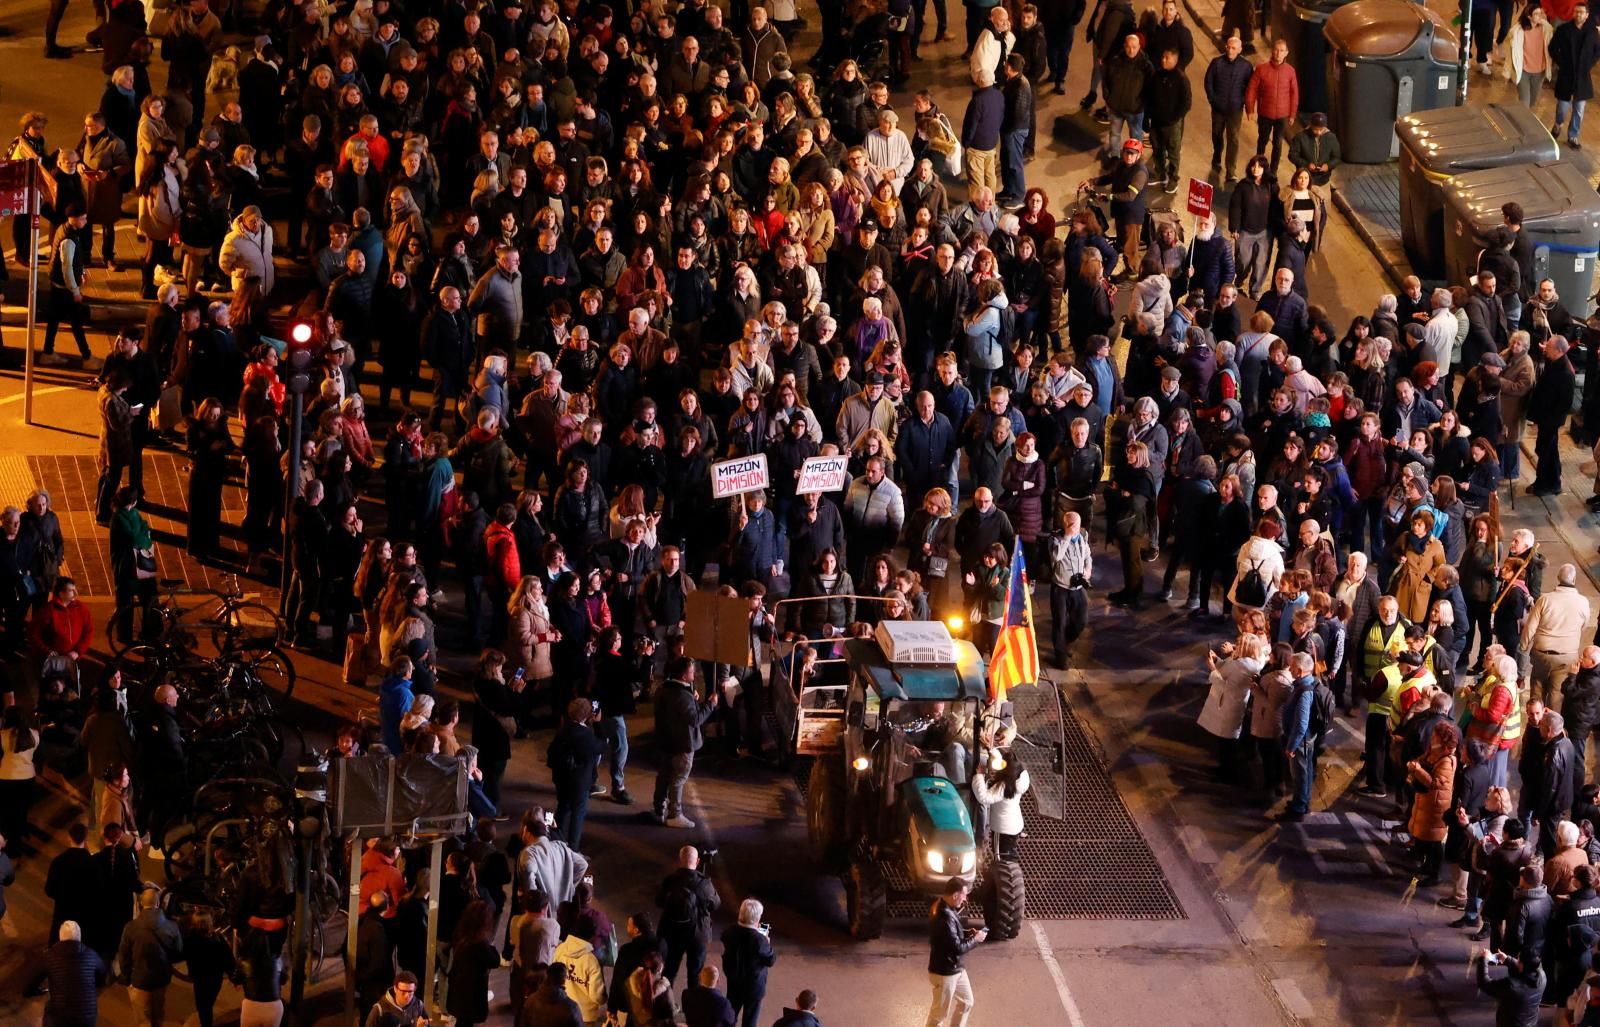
[988, 538, 1039, 702]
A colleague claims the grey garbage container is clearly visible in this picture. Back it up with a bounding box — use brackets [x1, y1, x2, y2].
[1324, 0, 1460, 164]
[1269, 0, 1354, 117]
[1396, 104, 1559, 276]
[1443, 161, 1600, 316]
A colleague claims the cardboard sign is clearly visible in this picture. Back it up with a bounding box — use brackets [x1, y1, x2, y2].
[1185, 177, 1214, 218]
[711, 454, 770, 498]
[795, 455, 850, 495]
[683, 590, 757, 667]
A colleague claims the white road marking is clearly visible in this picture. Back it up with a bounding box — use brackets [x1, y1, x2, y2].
[1031, 921, 1088, 1027]
[0, 384, 82, 406]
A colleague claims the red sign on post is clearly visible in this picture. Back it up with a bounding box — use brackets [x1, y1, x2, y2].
[1185, 178, 1214, 218]
[0, 160, 33, 219]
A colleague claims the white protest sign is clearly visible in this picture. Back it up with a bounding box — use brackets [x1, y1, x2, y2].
[795, 455, 851, 495]
[711, 453, 771, 498]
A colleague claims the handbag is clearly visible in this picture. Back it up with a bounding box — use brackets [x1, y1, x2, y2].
[927, 556, 949, 577]
[343, 630, 370, 686]
[157, 384, 183, 433]
[133, 548, 157, 580]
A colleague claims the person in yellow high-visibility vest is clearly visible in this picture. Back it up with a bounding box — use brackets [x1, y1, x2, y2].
[1465, 651, 1525, 788]
[1360, 649, 1427, 798]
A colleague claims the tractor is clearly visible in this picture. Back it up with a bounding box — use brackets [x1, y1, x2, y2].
[769, 614, 1025, 941]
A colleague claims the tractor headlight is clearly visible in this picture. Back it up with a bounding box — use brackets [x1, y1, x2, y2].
[959, 850, 977, 874]
[926, 849, 945, 873]
[852, 756, 871, 772]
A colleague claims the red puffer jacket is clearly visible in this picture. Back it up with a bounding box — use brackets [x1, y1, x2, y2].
[483, 521, 521, 592]
[1245, 60, 1299, 121]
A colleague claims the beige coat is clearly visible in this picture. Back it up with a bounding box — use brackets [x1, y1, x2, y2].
[1390, 536, 1445, 623]
[1499, 348, 1535, 446]
[507, 604, 554, 679]
[77, 132, 131, 226]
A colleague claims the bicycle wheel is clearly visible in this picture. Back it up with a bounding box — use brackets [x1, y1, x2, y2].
[249, 646, 297, 703]
[210, 601, 286, 654]
[162, 821, 207, 884]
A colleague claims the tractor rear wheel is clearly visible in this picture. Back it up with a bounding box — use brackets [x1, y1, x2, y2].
[986, 859, 1026, 941]
[807, 758, 848, 874]
[845, 859, 886, 940]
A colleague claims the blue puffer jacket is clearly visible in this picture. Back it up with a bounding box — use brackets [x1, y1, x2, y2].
[1188, 229, 1237, 302]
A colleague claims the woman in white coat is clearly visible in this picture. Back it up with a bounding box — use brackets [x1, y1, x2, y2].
[1501, 4, 1553, 110]
[973, 749, 1031, 862]
[1227, 518, 1286, 618]
[1199, 633, 1267, 783]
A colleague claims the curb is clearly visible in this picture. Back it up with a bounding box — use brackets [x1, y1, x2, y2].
[1330, 184, 1412, 292]
[1181, 0, 1228, 52]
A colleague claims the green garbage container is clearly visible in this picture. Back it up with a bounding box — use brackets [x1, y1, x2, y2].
[1443, 161, 1600, 316]
[1396, 104, 1559, 277]
[1324, 0, 1460, 164]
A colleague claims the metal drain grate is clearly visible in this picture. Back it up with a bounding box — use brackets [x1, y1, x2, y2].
[1009, 683, 1187, 920]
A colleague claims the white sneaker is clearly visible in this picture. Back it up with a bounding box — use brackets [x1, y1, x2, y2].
[590, 786, 609, 798]
[666, 815, 697, 829]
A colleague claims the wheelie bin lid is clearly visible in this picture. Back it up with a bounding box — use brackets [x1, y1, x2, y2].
[1395, 104, 1561, 176]
[1324, 0, 1457, 62]
[1442, 161, 1600, 240]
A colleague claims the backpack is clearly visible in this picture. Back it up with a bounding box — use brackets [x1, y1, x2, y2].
[1235, 560, 1269, 607]
[662, 872, 702, 929]
[1309, 679, 1336, 740]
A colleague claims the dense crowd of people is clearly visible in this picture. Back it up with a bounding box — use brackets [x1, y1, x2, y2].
[2, 0, 1600, 1021]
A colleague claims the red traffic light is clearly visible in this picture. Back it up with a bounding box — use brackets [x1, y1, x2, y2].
[290, 321, 314, 345]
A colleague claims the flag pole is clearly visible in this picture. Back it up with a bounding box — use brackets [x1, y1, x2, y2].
[23, 161, 39, 426]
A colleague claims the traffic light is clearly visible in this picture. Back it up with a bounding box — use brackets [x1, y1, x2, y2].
[285, 320, 315, 397]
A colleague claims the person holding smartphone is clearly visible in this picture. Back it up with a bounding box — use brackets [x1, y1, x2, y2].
[925, 877, 986, 1027]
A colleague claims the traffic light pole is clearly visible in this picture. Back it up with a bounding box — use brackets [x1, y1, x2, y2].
[280, 390, 303, 617]
[1457, 0, 1472, 106]
[24, 163, 39, 425]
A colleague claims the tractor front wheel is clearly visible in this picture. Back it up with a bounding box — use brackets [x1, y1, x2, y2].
[807, 758, 848, 874]
[986, 859, 1026, 941]
[845, 859, 887, 940]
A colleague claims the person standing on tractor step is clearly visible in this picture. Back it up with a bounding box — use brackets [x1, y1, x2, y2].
[925, 877, 986, 1027]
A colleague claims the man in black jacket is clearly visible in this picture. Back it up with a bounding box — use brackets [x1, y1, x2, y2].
[926, 878, 986, 1026]
[1472, 949, 1545, 1026]
[138, 686, 186, 856]
[41, 921, 107, 1027]
[657, 844, 722, 987]
[1563, 648, 1600, 787]
[998, 54, 1034, 205]
[1143, 47, 1191, 192]
[422, 286, 474, 432]
[547, 697, 606, 851]
[45, 823, 96, 941]
[1528, 335, 1577, 496]
[1550, 2, 1600, 148]
[653, 656, 719, 829]
[1536, 712, 1579, 858]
